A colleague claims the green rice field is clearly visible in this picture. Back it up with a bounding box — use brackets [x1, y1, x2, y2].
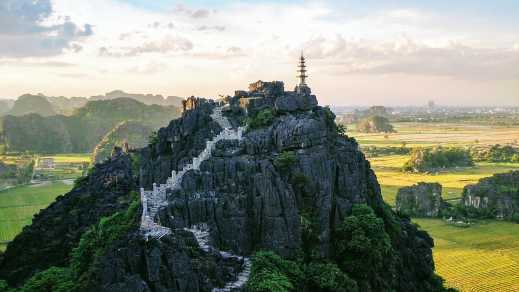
[414, 219, 519, 292]
[0, 182, 73, 251]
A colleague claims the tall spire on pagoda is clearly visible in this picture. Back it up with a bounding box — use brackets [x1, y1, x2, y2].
[297, 51, 307, 86]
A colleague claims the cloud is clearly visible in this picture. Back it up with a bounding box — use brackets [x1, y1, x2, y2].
[99, 36, 193, 57]
[0, 0, 93, 58]
[0, 60, 75, 67]
[302, 36, 519, 80]
[189, 46, 246, 60]
[129, 62, 168, 75]
[197, 25, 225, 32]
[191, 9, 210, 19]
[173, 4, 210, 19]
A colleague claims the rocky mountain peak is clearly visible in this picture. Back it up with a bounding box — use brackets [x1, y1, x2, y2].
[0, 81, 447, 292]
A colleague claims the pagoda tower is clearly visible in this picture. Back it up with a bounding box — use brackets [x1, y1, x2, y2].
[295, 52, 311, 95]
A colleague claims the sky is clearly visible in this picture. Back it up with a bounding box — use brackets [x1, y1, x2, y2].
[0, 0, 518, 106]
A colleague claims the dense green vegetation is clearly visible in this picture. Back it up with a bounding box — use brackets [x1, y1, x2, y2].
[3, 194, 140, 291]
[247, 204, 444, 292]
[470, 144, 519, 163]
[362, 146, 411, 158]
[247, 251, 358, 292]
[247, 108, 275, 129]
[70, 197, 139, 289]
[2, 98, 179, 154]
[356, 116, 395, 133]
[403, 147, 474, 172]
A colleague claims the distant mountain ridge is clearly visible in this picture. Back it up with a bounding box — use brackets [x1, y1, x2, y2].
[1, 91, 184, 117]
[7, 94, 56, 117]
[2, 98, 180, 153]
[91, 90, 183, 107]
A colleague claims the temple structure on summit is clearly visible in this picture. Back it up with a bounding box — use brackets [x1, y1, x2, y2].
[295, 52, 311, 95]
[234, 54, 317, 115]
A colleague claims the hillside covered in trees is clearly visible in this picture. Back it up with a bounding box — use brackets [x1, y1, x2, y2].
[92, 121, 154, 163]
[356, 115, 395, 133]
[403, 147, 474, 173]
[2, 98, 180, 154]
[7, 95, 56, 117]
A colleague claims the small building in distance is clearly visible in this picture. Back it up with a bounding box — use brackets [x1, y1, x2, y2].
[37, 157, 55, 169]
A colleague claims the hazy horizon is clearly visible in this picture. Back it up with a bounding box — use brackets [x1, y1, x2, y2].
[1, 0, 518, 106]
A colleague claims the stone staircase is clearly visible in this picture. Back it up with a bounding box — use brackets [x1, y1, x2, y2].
[139, 105, 251, 290]
[186, 224, 252, 292]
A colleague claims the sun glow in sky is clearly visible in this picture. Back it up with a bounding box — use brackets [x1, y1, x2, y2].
[0, 0, 518, 106]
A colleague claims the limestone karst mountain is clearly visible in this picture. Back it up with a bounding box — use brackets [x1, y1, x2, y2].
[2, 98, 179, 153]
[0, 81, 448, 292]
[92, 120, 154, 163]
[91, 90, 184, 107]
[7, 94, 56, 117]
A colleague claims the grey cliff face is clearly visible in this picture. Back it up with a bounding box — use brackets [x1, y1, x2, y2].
[396, 182, 444, 217]
[140, 98, 376, 258]
[462, 170, 519, 219]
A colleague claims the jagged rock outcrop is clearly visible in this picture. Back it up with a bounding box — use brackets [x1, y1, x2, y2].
[0, 151, 136, 286]
[462, 170, 519, 219]
[88, 231, 243, 292]
[396, 183, 444, 217]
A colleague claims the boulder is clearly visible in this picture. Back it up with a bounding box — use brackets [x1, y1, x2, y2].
[274, 92, 318, 112]
[396, 182, 443, 217]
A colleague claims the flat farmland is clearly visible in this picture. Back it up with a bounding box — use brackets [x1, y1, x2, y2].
[368, 155, 519, 205]
[414, 219, 519, 292]
[348, 122, 519, 148]
[0, 181, 73, 251]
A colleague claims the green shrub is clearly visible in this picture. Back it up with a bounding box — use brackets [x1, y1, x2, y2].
[512, 213, 519, 224]
[20, 267, 75, 292]
[336, 124, 346, 136]
[247, 108, 275, 129]
[274, 151, 296, 172]
[70, 199, 139, 286]
[247, 251, 303, 292]
[334, 204, 394, 290]
[148, 131, 159, 145]
[0, 280, 10, 292]
[305, 262, 358, 292]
